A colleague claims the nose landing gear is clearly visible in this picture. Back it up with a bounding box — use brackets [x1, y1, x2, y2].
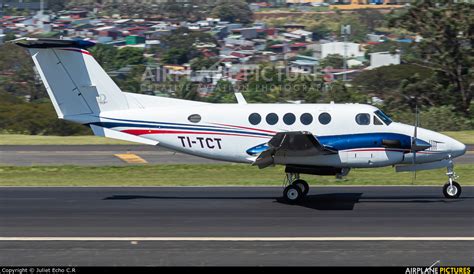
[443, 156, 462, 199]
[282, 173, 309, 204]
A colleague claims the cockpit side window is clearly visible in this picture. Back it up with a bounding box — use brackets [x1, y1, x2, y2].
[374, 110, 393, 125]
[355, 113, 370, 125]
[374, 116, 383, 125]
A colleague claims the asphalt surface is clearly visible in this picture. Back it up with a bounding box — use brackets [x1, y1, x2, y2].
[0, 145, 473, 165]
[0, 145, 222, 165]
[1, 186, 473, 266]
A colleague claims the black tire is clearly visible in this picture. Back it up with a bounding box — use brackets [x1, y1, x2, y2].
[283, 185, 303, 204]
[292, 179, 309, 196]
[443, 181, 462, 199]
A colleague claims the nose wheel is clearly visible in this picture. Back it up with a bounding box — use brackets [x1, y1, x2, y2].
[443, 181, 461, 199]
[443, 157, 462, 199]
[282, 173, 309, 204]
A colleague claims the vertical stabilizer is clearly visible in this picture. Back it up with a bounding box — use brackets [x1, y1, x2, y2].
[16, 38, 129, 119]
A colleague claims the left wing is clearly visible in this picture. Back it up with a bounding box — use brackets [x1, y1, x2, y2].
[253, 131, 337, 169]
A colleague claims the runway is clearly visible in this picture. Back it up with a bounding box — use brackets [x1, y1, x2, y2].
[0, 145, 221, 165]
[1, 145, 473, 165]
[1, 186, 473, 266]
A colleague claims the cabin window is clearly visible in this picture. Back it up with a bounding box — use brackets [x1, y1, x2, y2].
[318, 112, 331, 125]
[283, 113, 296, 125]
[266, 113, 279, 125]
[356, 113, 370, 125]
[248, 113, 261, 125]
[188, 114, 201, 123]
[374, 116, 383, 125]
[300, 113, 313, 125]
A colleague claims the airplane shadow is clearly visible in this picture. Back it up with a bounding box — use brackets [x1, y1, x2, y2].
[276, 193, 363, 210]
[104, 193, 467, 211]
[104, 195, 275, 200]
[276, 194, 466, 210]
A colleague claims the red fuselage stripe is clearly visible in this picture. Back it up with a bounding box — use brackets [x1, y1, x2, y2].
[59, 48, 92, 56]
[121, 129, 270, 139]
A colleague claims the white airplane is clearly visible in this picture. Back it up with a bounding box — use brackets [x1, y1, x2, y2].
[15, 38, 467, 203]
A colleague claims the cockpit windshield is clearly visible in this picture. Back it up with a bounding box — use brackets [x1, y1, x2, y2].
[374, 110, 393, 125]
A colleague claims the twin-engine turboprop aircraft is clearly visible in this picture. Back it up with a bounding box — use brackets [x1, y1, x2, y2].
[15, 38, 467, 203]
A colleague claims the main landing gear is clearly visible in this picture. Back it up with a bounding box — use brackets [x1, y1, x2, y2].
[443, 156, 462, 199]
[282, 173, 309, 204]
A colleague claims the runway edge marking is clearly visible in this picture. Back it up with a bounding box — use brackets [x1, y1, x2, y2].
[1, 237, 473, 241]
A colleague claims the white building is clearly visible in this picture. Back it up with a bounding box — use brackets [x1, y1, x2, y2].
[317, 41, 364, 59]
[367, 52, 401, 70]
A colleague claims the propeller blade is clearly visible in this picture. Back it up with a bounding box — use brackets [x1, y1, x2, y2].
[414, 105, 419, 139]
[411, 105, 419, 185]
[411, 150, 416, 185]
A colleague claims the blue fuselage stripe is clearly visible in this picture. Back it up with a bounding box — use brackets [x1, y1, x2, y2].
[91, 122, 273, 137]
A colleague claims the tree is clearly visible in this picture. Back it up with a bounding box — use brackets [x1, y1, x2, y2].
[174, 79, 200, 101]
[161, 48, 189, 65]
[0, 44, 46, 101]
[114, 47, 145, 69]
[352, 64, 434, 96]
[306, 22, 332, 41]
[190, 57, 219, 71]
[89, 44, 118, 71]
[47, 0, 66, 12]
[316, 81, 368, 104]
[4, 33, 16, 42]
[207, 80, 236, 103]
[158, 28, 217, 65]
[320, 54, 344, 69]
[211, 0, 253, 24]
[357, 9, 385, 32]
[390, 0, 473, 115]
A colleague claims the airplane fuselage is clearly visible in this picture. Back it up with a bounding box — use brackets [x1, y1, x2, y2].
[84, 103, 466, 168]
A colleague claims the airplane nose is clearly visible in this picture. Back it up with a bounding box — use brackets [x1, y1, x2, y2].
[450, 139, 467, 157]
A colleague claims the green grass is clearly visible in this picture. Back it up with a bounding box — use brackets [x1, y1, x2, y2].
[0, 134, 135, 145]
[0, 130, 472, 145]
[441, 131, 474, 145]
[0, 164, 472, 186]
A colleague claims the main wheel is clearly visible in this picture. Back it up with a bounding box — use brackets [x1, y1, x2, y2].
[292, 179, 309, 196]
[443, 181, 462, 199]
[283, 185, 303, 204]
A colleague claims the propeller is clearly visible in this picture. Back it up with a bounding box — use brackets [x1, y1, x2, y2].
[409, 106, 431, 183]
[411, 106, 419, 183]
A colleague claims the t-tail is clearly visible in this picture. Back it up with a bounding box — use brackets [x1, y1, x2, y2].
[14, 38, 171, 145]
[15, 38, 129, 124]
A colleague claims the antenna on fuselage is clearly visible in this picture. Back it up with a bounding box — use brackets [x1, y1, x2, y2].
[235, 92, 247, 104]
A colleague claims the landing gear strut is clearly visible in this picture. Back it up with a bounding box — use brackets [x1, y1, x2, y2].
[443, 156, 462, 199]
[282, 173, 309, 204]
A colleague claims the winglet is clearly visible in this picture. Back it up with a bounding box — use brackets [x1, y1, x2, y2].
[235, 92, 247, 104]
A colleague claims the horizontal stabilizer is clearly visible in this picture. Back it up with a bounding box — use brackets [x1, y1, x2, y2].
[91, 125, 159, 146]
[395, 159, 450, 172]
[14, 38, 95, 49]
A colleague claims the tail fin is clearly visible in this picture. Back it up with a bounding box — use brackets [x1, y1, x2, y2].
[16, 38, 129, 119]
